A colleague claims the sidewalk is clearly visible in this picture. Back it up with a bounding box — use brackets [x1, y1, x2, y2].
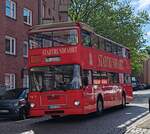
[124, 113, 150, 134]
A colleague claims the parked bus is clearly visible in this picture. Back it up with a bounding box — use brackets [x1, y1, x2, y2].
[28, 22, 133, 118]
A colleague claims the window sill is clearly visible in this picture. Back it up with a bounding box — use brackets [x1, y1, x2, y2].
[5, 52, 16, 56]
[6, 15, 16, 21]
[24, 22, 32, 26]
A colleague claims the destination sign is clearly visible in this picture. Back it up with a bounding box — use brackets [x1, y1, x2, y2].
[42, 47, 77, 56]
[45, 57, 61, 63]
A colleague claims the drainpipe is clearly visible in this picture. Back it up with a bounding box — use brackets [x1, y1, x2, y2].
[38, 0, 42, 24]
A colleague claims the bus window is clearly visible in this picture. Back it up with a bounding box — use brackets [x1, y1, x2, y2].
[105, 41, 112, 53]
[99, 37, 105, 50]
[81, 30, 91, 47]
[124, 74, 131, 84]
[113, 73, 119, 84]
[110, 73, 119, 84]
[119, 73, 124, 84]
[91, 34, 98, 48]
[117, 46, 123, 57]
[107, 72, 113, 84]
[100, 72, 108, 84]
[112, 44, 117, 55]
[29, 35, 43, 49]
[29, 29, 78, 48]
[93, 71, 101, 85]
[82, 70, 92, 86]
[30, 65, 82, 91]
[122, 48, 126, 57]
[125, 49, 130, 59]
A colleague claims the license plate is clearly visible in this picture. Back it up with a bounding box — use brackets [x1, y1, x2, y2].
[0, 110, 9, 113]
[48, 105, 60, 109]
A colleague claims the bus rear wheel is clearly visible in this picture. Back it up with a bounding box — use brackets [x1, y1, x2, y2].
[122, 93, 126, 108]
[96, 97, 103, 115]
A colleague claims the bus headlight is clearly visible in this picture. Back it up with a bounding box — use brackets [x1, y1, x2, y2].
[74, 100, 80, 106]
[30, 103, 35, 108]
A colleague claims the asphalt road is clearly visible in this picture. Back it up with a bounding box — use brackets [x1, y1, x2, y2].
[0, 89, 150, 134]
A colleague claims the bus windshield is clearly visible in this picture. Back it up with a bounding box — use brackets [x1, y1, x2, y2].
[30, 65, 82, 91]
[29, 29, 78, 49]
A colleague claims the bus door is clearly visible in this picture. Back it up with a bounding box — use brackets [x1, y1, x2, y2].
[112, 85, 122, 106]
[100, 72, 114, 108]
[102, 85, 114, 108]
[82, 70, 96, 112]
[111, 73, 122, 106]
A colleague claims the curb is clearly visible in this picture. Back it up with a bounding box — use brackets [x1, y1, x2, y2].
[123, 111, 149, 133]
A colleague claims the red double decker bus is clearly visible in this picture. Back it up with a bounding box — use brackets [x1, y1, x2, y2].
[28, 22, 133, 118]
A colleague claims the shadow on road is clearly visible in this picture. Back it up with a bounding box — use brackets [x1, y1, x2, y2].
[0, 118, 14, 122]
[29, 105, 148, 134]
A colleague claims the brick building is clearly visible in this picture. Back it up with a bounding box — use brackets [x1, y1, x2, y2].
[144, 58, 150, 86]
[0, 0, 70, 89]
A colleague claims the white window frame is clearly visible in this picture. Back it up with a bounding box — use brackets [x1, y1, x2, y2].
[6, 0, 16, 19]
[23, 8, 32, 26]
[23, 75, 29, 88]
[5, 73, 16, 90]
[23, 41, 28, 58]
[42, 3, 45, 18]
[5, 36, 16, 55]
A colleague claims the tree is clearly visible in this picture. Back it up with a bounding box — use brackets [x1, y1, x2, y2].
[69, 0, 118, 21]
[143, 46, 150, 55]
[69, 0, 150, 74]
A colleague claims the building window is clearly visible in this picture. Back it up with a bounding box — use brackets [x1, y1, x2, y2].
[23, 75, 29, 88]
[23, 8, 32, 25]
[5, 36, 16, 55]
[6, 0, 16, 19]
[23, 41, 28, 57]
[5, 73, 16, 89]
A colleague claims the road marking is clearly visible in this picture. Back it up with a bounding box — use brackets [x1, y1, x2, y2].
[117, 111, 149, 128]
[20, 130, 35, 134]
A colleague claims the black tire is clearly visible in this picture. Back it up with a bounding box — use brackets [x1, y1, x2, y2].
[121, 93, 126, 108]
[96, 97, 103, 115]
[51, 115, 61, 119]
[19, 109, 27, 120]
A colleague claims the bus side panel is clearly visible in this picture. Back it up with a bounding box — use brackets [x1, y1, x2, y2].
[83, 85, 97, 114]
[122, 84, 133, 103]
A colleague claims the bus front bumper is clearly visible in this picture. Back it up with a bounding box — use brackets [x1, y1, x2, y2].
[29, 107, 84, 117]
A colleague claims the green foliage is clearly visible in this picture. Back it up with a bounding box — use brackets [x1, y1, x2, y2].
[142, 46, 150, 56]
[69, 0, 150, 75]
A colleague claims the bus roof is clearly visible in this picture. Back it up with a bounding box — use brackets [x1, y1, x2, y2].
[29, 22, 94, 33]
[29, 21, 129, 50]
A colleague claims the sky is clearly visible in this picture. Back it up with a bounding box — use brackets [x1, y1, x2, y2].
[131, 0, 150, 46]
